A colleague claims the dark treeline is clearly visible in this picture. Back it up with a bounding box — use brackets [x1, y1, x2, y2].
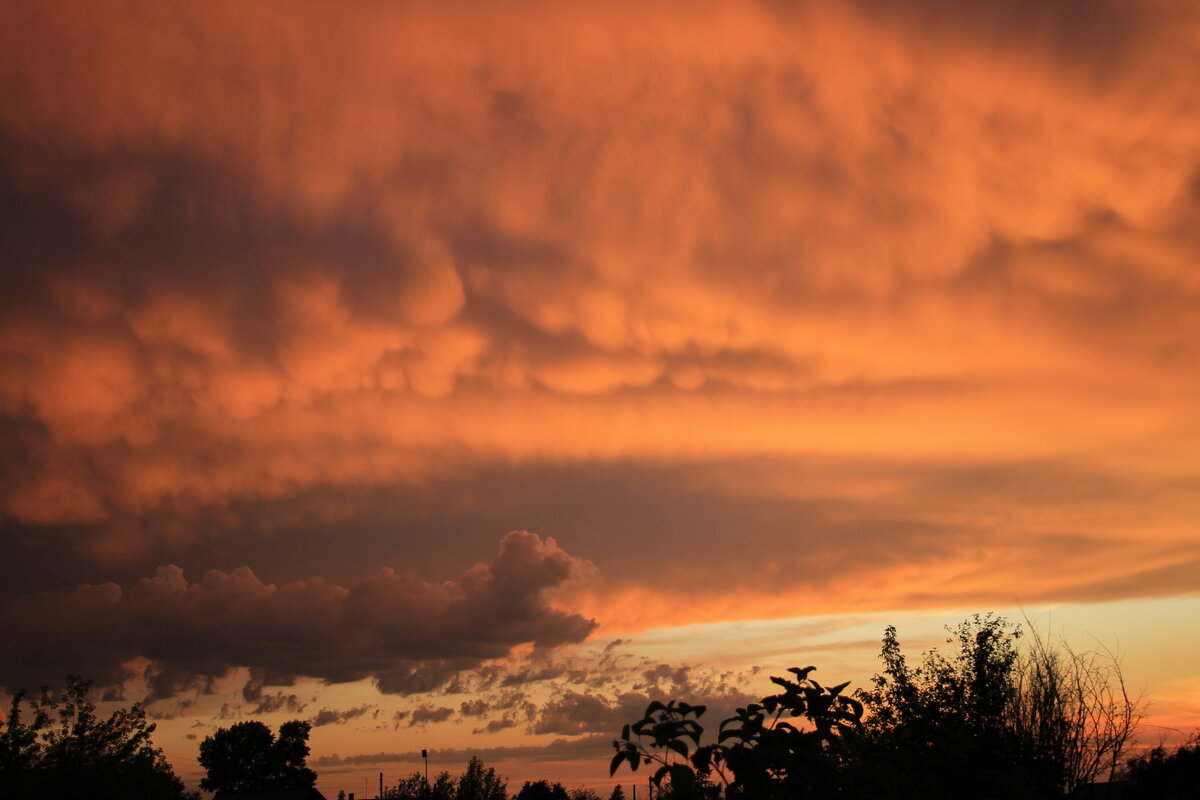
[369, 757, 623, 800]
[612, 614, 1198, 799]
[2, 614, 1197, 800]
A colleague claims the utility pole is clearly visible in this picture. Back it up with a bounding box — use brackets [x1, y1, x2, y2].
[379, 771, 383, 799]
[422, 748, 429, 785]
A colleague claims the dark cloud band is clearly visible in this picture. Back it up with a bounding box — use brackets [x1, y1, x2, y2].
[0, 532, 596, 698]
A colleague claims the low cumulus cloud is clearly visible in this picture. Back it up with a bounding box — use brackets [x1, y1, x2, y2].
[459, 699, 489, 717]
[0, 532, 596, 696]
[529, 663, 759, 736]
[473, 718, 519, 735]
[312, 704, 374, 727]
[372, 641, 763, 740]
[408, 704, 455, 728]
[251, 693, 307, 716]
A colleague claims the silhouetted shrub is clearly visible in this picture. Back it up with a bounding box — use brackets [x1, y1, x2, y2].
[611, 668, 862, 799]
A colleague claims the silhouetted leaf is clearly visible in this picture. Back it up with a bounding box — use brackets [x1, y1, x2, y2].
[668, 764, 696, 791]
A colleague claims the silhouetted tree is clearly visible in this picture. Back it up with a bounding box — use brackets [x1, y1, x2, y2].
[851, 614, 1035, 798]
[198, 719, 317, 793]
[456, 756, 507, 800]
[1122, 733, 1200, 800]
[0, 675, 197, 799]
[382, 768, 457, 800]
[608, 785, 627, 800]
[515, 778, 570, 800]
[432, 770, 456, 799]
[380, 772, 428, 799]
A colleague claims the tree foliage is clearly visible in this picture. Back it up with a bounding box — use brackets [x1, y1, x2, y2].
[198, 719, 317, 793]
[0, 675, 197, 799]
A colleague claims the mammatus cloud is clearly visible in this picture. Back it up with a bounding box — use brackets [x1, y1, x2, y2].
[0, 1, 1197, 633]
[1, 0, 1197, 527]
[0, 532, 596, 697]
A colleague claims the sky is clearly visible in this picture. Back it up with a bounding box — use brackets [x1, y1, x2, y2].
[1, 0, 1199, 794]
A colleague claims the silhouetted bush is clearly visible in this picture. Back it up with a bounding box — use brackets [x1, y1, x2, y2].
[611, 669, 862, 799]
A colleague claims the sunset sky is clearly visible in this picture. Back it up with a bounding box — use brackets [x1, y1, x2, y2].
[2, 1, 1199, 795]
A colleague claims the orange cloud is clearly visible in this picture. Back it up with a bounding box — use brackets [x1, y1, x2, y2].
[0, 0, 1197, 639]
